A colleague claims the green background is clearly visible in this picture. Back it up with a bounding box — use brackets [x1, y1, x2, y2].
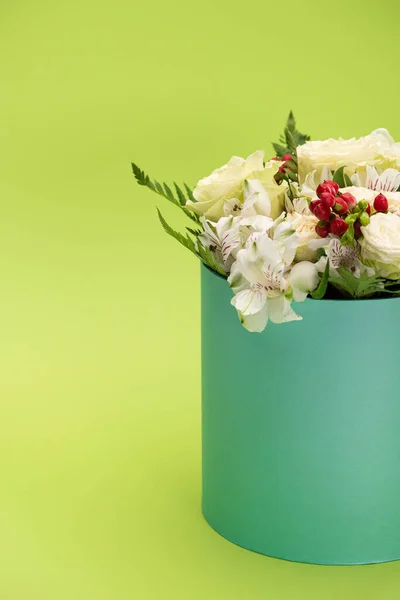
[0, 0, 399, 598]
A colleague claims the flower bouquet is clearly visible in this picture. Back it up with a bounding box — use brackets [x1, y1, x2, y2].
[132, 115, 400, 566]
[132, 113, 400, 333]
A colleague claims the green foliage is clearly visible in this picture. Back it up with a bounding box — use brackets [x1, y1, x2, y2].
[273, 111, 310, 160]
[311, 260, 330, 299]
[340, 220, 355, 247]
[132, 162, 200, 224]
[332, 166, 352, 188]
[157, 209, 226, 277]
[330, 268, 384, 299]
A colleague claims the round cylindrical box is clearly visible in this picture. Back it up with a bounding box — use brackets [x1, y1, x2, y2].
[201, 263, 400, 565]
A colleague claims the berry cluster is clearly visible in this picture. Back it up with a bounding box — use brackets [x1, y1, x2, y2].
[310, 180, 389, 240]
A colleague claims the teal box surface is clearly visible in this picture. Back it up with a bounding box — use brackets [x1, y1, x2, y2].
[201, 263, 400, 565]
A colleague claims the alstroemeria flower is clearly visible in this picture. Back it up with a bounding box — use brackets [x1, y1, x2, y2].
[199, 210, 275, 271]
[314, 238, 375, 280]
[351, 166, 400, 192]
[228, 231, 318, 333]
[199, 216, 242, 270]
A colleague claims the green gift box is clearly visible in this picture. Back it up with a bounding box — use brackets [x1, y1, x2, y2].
[201, 263, 400, 565]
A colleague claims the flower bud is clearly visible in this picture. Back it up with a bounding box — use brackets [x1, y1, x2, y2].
[359, 212, 370, 226]
[373, 193, 389, 212]
[339, 192, 357, 210]
[316, 180, 339, 198]
[333, 198, 348, 214]
[330, 217, 349, 236]
[282, 153, 293, 162]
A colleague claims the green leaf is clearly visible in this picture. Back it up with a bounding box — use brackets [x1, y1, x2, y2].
[186, 227, 202, 237]
[173, 182, 187, 206]
[333, 166, 346, 188]
[157, 208, 197, 256]
[284, 126, 297, 155]
[343, 173, 353, 187]
[272, 112, 310, 183]
[311, 259, 330, 299]
[272, 143, 288, 158]
[156, 209, 227, 277]
[184, 183, 196, 202]
[132, 162, 200, 223]
[340, 221, 355, 247]
[285, 110, 311, 147]
[330, 268, 384, 299]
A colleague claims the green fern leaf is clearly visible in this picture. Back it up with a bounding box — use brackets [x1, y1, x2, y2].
[132, 162, 200, 223]
[330, 268, 384, 298]
[156, 209, 227, 277]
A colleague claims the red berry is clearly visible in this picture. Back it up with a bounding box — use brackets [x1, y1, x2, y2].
[316, 180, 339, 199]
[374, 193, 389, 212]
[319, 191, 336, 208]
[281, 153, 293, 162]
[309, 199, 320, 215]
[366, 204, 371, 215]
[339, 192, 357, 210]
[271, 157, 280, 161]
[330, 217, 349, 236]
[333, 197, 348, 214]
[316, 222, 331, 238]
[279, 164, 286, 173]
[313, 201, 331, 221]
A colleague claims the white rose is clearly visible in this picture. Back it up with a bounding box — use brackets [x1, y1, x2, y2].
[359, 212, 400, 279]
[285, 212, 320, 261]
[297, 129, 400, 184]
[187, 151, 287, 221]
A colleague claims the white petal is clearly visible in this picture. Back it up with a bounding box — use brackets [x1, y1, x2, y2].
[244, 150, 265, 174]
[370, 128, 395, 144]
[228, 261, 249, 294]
[288, 261, 319, 302]
[231, 287, 267, 315]
[242, 179, 271, 217]
[239, 304, 269, 333]
[268, 295, 302, 324]
[239, 215, 274, 233]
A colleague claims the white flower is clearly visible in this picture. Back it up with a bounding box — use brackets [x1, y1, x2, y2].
[351, 166, 400, 192]
[297, 129, 400, 184]
[198, 216, 242, 270]
[228, 231, 318, 333]
[199, 211, 275, 271]
[359, 212, 400, 279]
[187, 151, 287, 221]
[285, 211, 320, 261]
[288, 261, 319, 301]
[327, 237, 376, 276]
